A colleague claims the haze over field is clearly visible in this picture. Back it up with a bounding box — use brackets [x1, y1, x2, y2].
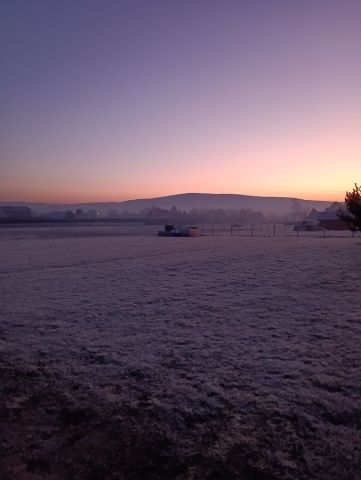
[1, 192, 333, 216]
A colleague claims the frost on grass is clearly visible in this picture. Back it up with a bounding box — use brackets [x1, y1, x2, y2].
[0, 226, 360, 479]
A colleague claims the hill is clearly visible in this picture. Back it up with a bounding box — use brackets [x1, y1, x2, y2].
[117, 193, 331, 215]
[1, 193, 332, 217]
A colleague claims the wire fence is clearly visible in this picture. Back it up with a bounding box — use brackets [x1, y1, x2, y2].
[2, 222, 359, 239]
[200, 223, 360, 238]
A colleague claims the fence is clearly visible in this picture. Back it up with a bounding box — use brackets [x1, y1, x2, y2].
[200, 223, 360, 238]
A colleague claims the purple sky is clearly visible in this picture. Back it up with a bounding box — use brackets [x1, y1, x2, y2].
[1, 0, 360, 202]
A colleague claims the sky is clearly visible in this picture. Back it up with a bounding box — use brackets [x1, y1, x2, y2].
[1, 0, 360, 203]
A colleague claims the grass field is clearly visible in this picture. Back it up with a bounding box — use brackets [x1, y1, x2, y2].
[0, 225, 360, 479]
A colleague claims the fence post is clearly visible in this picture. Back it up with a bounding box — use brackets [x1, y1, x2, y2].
[273, 224, 276, 237]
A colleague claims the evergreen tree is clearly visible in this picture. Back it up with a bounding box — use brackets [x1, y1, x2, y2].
[337, 183, 361, 231]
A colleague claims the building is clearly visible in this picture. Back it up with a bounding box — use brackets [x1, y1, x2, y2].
[0, 206, 32, 218]
[317, 211, 348, 230]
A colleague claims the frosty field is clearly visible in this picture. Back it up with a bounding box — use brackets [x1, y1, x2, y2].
[0, 225, 360, 479]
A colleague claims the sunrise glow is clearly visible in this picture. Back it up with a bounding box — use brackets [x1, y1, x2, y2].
[1, 1, 360, 203]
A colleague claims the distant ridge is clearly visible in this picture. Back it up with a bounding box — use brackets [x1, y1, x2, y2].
[117, 193, 332, 215]
[1, 193, 333, 216]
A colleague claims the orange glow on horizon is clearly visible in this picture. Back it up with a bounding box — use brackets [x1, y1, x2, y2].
[0, 185, 345, 204]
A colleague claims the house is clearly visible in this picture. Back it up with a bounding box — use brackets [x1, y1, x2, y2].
[317, 211, 348, 230]
[0, 206, 32, 218]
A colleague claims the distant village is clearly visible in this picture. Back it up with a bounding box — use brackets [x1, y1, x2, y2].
[0, 201, 348, 230]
